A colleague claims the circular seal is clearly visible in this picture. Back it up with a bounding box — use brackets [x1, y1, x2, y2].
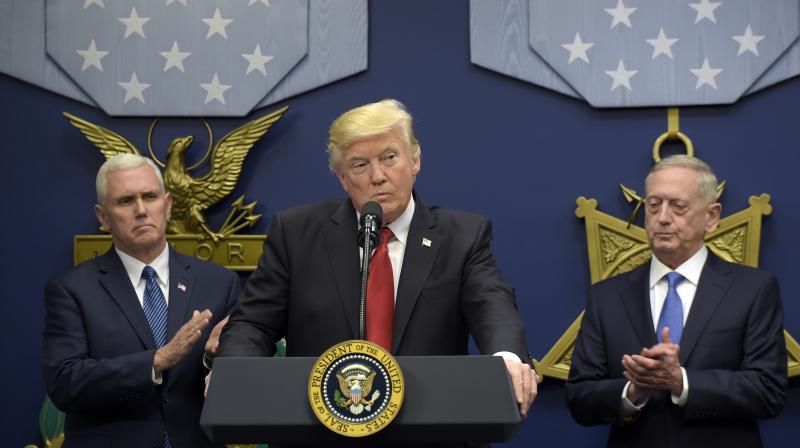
[308, 340, 404, 437]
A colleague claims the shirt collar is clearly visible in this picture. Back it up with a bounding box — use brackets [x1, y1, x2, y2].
[649, 245, 708, 288]
[116, 244, 170, 287]
[355, 195, 415, 246]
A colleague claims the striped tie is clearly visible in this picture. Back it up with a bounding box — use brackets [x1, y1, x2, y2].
[141, 266, 172, 448]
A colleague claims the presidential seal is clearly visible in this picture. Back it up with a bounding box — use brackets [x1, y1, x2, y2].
[308, 340, 404, 437]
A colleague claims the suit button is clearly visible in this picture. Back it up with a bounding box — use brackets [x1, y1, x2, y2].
[162, 392, 169, 403]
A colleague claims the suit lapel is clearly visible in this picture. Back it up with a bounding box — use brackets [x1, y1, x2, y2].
[392, 200, 440, 353]
[97, 250, 156, 350]
[166, 249, 195, 343]
[679, 253, 731, 364]
[325, 200, 361, 338]
[620, 264, 659, 349]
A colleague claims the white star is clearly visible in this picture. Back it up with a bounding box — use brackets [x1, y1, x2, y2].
[732, 25, 764, 56]
[200, 74, 231, 104]
[562, 33, 594, 64]
[605, 0, 636, 29]
[118, 7, 150, 39]
[646, 28, 679, 60]
[118, 72, 150, 104]
[605, 60, 638, 91]
[76, 39, 109, 72]
[248, 0, 270, 5]
[83, 0, 104, 9]
[159, 41, 191, 72]
[689, 58, 723, 90]
[202, 8, 234, 40]
[166, 0, 187, 5]
[689, 0, 722, 24]
[242, 44, 275, 76]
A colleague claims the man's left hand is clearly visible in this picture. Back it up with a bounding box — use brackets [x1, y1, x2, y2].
[504, 359, 538, 417]
[622, 328, 683, 395]
[204, 315, 229, 356]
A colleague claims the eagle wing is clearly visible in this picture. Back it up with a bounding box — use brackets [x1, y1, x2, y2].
[190, 105, 288, 208]
[363, 372, 376, 396]
[336, 373, 351, 398]
[63, 112, 141, 159]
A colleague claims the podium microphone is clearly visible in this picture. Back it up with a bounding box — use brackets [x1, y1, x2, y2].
[358, 201, 382, 340]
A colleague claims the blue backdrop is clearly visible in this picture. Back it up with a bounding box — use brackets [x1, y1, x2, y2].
[1, 1, 797, 446]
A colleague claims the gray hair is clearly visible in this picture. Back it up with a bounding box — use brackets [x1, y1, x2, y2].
[646, 155, 718, 204]
[96, 154, 165, 203]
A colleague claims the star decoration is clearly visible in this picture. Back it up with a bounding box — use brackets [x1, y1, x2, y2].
[732, 25, 764, 56]
[562, 33, 594, 64]
[605, 0, 636, 30]
[166, 0, 187, 5]
[689, 0, 722, 24]
[200, 74, 231, 104]
[249, 0, 270, 5]
[159, 41, 191, 72]
[83, 0, 104, 9]
[202, 8, 234, 40]
[118, 72, 150, 104]
[76, 39, 109, 72]
[605, 60, 638, 91]
[118, 7, 150, 39]
[646, 28, 679, 59]
[689, 58, 723, 90]
[242, 44, 275, 75]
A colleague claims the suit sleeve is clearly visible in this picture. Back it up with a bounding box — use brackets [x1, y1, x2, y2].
[683, 273, 787, 420]
[42, 279, 158, 414]
[459, 218, 529, 361]
[566, 286, 628, 426]
[216, 212, 290, 358]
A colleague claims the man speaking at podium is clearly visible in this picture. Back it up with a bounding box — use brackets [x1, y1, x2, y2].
[215, 99, 537, 416]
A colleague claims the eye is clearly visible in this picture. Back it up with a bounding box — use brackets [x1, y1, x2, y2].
[383, 152, 398, 165]
[118, 196, 134, 206]
[645, 198, 662, 212]
[350, 161, 368, 174]
[672, 202, 689, 214]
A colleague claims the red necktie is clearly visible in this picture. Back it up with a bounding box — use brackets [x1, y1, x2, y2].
[367, 227, 395, 351]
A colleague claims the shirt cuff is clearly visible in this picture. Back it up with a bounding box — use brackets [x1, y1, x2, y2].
[621, 381, 649, 412]
[151, 367, 163, 385]
[671, 367, 689, 406]
[203, 352, 214, 370]
[493, 351, 522, 364]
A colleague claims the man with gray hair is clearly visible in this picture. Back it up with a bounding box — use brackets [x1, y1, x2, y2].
[216, 99, 538, 419]
[42, 154, 240, 448]
[566, 155, 787, 447]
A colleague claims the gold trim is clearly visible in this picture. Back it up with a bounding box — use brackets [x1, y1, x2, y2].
[652, 108, 694, 162]
[147, 117, 214, 170]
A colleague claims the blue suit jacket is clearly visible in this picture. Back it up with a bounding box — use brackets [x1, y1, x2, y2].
[42, 248, 240, 448]
[566, 252, 787, 448]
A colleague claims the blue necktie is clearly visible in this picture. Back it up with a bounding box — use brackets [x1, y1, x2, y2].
[656, 271, 684, 344]
[141, 266, 172, 448]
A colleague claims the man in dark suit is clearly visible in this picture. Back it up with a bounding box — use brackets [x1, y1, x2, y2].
[42, 154, 240, 448]
[215, 99, 537, 415]
[566, 155, 787, 447]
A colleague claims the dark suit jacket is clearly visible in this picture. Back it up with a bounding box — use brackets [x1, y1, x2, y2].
[218, 197, 528, 361]
[566, 252, 787, 448]
[42, 248, 240, 448]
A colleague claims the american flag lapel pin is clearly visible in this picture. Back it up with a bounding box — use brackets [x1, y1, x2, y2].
[177, 282, 187, 292]
[422, 238, 432, 247]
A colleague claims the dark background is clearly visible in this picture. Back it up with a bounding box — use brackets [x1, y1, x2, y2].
[1, 1, 797, 446]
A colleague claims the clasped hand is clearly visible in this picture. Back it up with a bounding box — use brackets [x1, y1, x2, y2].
[622, 328, 683, 403]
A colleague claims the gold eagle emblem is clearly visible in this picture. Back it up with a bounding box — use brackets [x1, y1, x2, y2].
[63, 106, 288, 241]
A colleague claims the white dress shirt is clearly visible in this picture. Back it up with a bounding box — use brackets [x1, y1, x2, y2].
[622, 245, 708, 412]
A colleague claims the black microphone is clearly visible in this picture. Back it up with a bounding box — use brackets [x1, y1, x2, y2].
[358, 201, 383, 248]
[358, 201, 383, 340]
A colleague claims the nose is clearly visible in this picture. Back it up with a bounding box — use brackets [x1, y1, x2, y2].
[134, 197, 148, 216]
[369, 161, 388, 185]
[655, 203, 671, 224]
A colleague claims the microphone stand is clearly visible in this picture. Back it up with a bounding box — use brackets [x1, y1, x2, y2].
[358, 215, 379, 340]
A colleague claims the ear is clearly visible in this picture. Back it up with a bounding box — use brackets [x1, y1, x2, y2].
[411, 151, 421, 178]
[164, 191, 173, 220]
[95, 204, 110, 229]
[705, 202, 722, 233]
[335, 169, 350, 194]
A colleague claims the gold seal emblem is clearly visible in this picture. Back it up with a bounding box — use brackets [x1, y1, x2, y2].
[308, 340, 404, 437]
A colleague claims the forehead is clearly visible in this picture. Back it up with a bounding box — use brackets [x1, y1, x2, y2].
[341, 129, 409, 158]
[105, 165, 162, 195]
[645, 166, 700, 199]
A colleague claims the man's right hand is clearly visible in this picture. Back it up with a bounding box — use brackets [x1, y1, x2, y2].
[153, 309, 212, 376]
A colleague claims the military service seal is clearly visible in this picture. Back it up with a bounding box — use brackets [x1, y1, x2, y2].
[308, 340, 404, 437]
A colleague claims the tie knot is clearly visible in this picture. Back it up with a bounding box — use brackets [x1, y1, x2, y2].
[379, 227, 395, 246]
[665, 271, 684, 288]
[142, 266, 156, 281]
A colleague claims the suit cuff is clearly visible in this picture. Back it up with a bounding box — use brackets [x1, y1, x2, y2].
[671, 367, 689, 406]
